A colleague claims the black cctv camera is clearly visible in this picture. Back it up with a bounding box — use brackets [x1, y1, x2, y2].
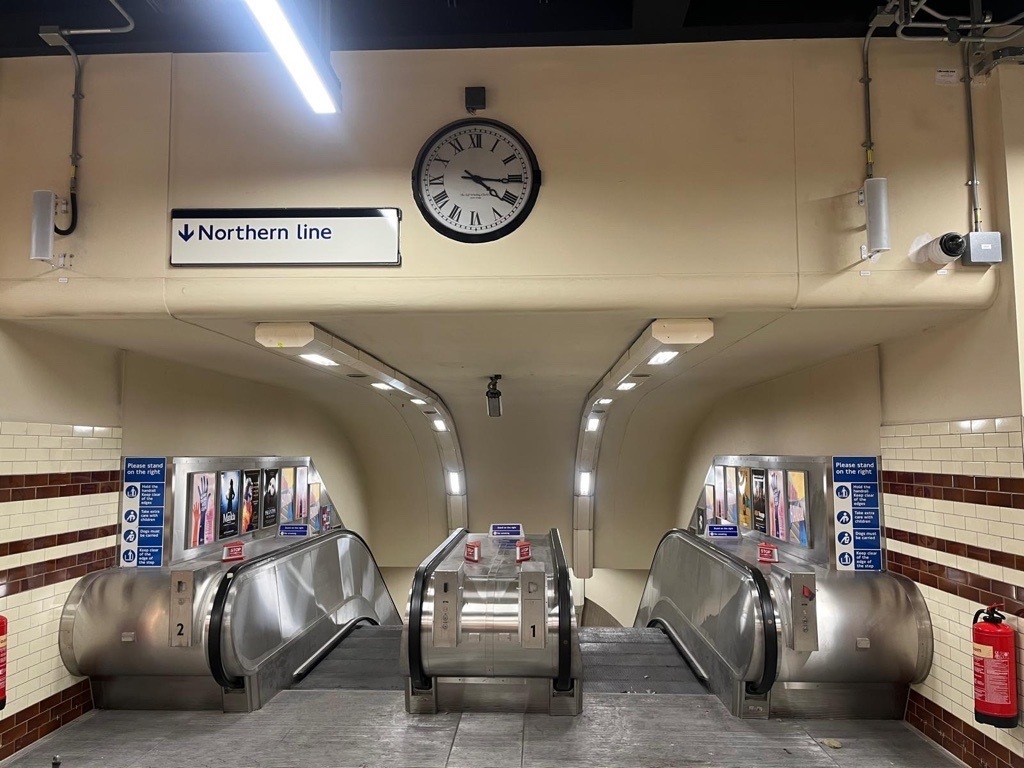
[486, 375, 502, 418]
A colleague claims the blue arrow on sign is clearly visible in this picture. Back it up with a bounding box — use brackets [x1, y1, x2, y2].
[178, 224, 195, 242]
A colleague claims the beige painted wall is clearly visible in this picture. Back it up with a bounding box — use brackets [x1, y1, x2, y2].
[120, 352, 372, 539]
[0, 322, 122, 427]
[678, 348, 883, 523]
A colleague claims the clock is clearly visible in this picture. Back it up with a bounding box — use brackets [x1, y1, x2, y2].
[412, 118, 541, 243]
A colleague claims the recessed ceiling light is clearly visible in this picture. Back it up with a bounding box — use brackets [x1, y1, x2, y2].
[597, 398, 613, 405]
[448, 471, 461, 495]
[299, 353, 338, 366]
[616, 382, 638, 391]
[586, 418, 600, 432]
[648, 350, 679, 365]
[578, 471, 592, 496]
[411, 398, 427, 405]
[371, 383, 393, 390]
[433, 420, 448, 432]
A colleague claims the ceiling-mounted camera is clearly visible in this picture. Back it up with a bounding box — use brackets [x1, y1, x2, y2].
[486, 375, 502, 418]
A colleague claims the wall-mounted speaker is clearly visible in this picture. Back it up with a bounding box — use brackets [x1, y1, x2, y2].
[862, 177, 891, 256]
[30, 190, 56, 261]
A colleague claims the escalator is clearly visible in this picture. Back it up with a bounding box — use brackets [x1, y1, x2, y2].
[579, 626, 705, 695]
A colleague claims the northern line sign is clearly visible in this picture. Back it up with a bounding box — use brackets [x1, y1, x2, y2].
[169, 208, 401, 267]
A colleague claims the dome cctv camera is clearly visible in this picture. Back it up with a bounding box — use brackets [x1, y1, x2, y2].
[486, 375, 502, 418]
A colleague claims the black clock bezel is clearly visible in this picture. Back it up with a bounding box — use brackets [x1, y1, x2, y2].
[411, 118, 542, 244]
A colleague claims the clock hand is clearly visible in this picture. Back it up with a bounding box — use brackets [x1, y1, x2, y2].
[461, 173, 502, 198]
[465, 174, 514, 183]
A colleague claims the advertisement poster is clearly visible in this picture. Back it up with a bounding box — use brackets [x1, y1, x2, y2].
[295, 466, 308, 520]
[189, 472, 217, 547]
[279, 467, 296, 522]
[308, 482, 321, 533]
[713, 465, 725, 520]
[321, 504, 332, 532]
[242, 470, 261, 534]
[737, 468, 752, 529]
[751, 469, 767, 534]
[788, 471, 809, 546]
[262, 468, 280, 528]
[767, 469, 786, 540]
[725, 467, 738, 524]
[219, 470, 241, 539]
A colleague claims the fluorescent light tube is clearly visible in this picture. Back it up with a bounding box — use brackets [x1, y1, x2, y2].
[299, 353, 338, 366]
[448, 472, 462, 495]
[371, 383, 393, 390]
[579, 471, 592, 496]
[433, 420, 448, 432]
[411, 398, 427, 405]
[648, 350, 679, 365]
[586, 418, 600, 432]
[616, 381, 638, 391]
[241, 0, 341, 114]
[597, 398, 613, 405]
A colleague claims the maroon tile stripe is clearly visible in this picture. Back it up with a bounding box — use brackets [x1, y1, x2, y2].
[907, 689, 1023, 768]
[882, 470, 1024, 509]
[0, 524, 119, 558]
[888, 550, 1024, 617]
[0, 679, 92, 760]
[0, 471, 122, 504]
[885, 527, 1024, 573]
[0, 546, 116, 598]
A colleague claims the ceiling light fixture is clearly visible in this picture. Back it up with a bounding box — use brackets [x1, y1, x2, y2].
[371, 382, 393, 390]
[586, 418, 600, 432]
[241, 0, 342, 114]
[433, 420, 448, 432]
[299, 353, 338, 366]
[616, 382, 638, 391]
[448, 472, 462, 495]
[578, 472, 592, 496]
[411, 398, 427, 405]
[597, 398, 613, 405]
[648, 350, 679, 366]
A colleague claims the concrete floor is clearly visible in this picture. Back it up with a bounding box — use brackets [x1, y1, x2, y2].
[1, 690, 962, 768]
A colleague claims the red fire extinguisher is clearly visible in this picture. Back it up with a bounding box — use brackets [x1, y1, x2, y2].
[0, 614, 7, 711]
[973, 604, 1019, 728]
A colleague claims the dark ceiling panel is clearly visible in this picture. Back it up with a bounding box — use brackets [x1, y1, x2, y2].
[0, 0, 1021, 57]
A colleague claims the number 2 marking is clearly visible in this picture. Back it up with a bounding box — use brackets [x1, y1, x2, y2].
[176, 623, 185, 637]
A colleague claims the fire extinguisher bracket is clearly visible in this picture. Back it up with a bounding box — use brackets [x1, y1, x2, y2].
[972, 604, 1019, 729]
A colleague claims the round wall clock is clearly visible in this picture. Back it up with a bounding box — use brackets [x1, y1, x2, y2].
[411, 118, 542, 243]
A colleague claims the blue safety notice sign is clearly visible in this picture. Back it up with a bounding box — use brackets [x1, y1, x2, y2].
[490, 523, 524, 538]
[832, 456, 883, 572]
[707, 524, 739, 538]
[121, 457, 166, 569]
[278, 524, 309, 537]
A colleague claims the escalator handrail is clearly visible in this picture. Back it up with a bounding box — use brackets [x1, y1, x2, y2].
[407, 527, 468, 691]
[636, 528, 778, 696]
[548, 527, 573, 692]
[208, 527, 396, 690]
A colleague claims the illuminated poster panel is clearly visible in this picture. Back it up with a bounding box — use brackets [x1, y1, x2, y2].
[737, 468, 752, 529]
[751, 469, 767, 534]
[262, 469, 280, 527]
[242, 470, 261, 533]
[725, 466, 738, 523]
[767, 469, 786, 540]
[296, 466, 309, 520]
[189, 472, 216, 546]
[713, 465, 726, 521]
[280, 467, 296, 522]
[308, 482, 321, 534]
[219, 471, 241, 539]
[788, 470, 809, 546]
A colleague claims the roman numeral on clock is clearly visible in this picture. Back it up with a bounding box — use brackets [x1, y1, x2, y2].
[502, 154, 516, 165]
[501, 190, 518, 206]
[469, 211, 481, 226]
[506, 173, 523, 184]
[428, 175, 444, 186]
[469, 133, 482, 149]
[492, 207, 502, 222]
[450, 204, 462, 222]
[448, 137, 465, 154]
[433, 190, 449, 207]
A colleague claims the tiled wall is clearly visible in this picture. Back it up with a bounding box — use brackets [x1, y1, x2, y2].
[883, 417, 1024, 767]
[0, 422, 122, 761]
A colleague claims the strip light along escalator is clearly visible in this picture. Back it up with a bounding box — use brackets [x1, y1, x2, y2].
[550, 527, 574, 692]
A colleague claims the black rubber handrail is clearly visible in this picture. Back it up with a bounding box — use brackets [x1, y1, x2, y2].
[208, 527, 397, 690]
[549, 527, 574, 692]
[638, 528, 778, 697]
[407, 527, 468, 691]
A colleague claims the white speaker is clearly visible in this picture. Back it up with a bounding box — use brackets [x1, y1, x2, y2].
[862, 177, 891, 256]
[31, 190, 56, 261]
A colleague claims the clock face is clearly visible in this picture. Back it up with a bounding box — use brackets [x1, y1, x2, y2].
[412, 119, 541, 243]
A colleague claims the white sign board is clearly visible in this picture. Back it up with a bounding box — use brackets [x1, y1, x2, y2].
[170, 208, 401, 266]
